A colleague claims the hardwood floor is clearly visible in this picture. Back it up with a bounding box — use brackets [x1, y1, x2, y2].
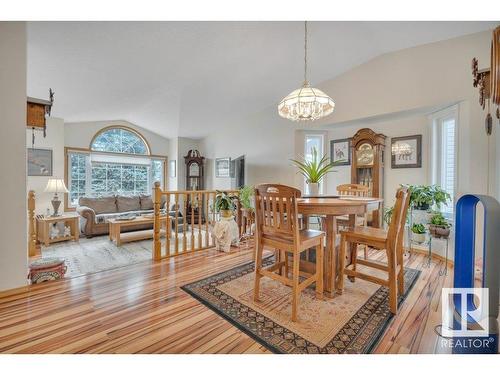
[0, 246, 453, 354]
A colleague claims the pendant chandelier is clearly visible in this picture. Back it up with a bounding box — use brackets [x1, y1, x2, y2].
[278, 21, 335, 122]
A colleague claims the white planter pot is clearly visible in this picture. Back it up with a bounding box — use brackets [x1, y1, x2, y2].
[307, 182, 319, 196]
[412, 232, 426, 244]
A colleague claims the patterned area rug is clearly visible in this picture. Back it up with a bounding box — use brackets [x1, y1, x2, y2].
[182, 257, 420, 354]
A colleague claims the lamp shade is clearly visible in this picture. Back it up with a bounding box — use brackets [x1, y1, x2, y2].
[278, 82, 335, 121]
[44, 179, 69, 194]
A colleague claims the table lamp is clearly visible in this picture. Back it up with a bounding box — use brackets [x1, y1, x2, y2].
[44, 179, 69, 216]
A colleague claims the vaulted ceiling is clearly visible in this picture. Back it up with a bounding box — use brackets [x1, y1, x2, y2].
[27, 21, 497, 139]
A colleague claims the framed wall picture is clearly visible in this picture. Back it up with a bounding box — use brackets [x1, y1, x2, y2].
[169, 160, 176, 178]
[27, 148, 53, 176]
[215, 157, 231, 178]
[330, 138, 351, 166]
[391, 135, 422, 168]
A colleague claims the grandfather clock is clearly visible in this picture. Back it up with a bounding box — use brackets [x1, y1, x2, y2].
[184, 150, 205, 224]
[351, 128, 386, 228]
[184, 149, 204, 191]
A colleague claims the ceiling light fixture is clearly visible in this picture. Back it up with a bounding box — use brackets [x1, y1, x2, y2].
[278, 21, 335, 122]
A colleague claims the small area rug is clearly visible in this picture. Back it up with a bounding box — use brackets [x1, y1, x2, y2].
[182, 257, 420, 354]
[42, 237, 152, 278]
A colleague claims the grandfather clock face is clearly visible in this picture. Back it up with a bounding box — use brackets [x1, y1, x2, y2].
[356, 143, 374, 166]
[189, 162, 200, 177]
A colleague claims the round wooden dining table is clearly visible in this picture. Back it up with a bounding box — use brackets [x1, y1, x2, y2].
[297, 197, 383, 297]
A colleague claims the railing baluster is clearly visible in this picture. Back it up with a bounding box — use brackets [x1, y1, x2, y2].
[175, 193, 179, 255]
[190, 192, 195, 251]
[198, 192, 202, 249]
[153, 182, 161, 261]
[165, 192, 171, 258]
[204, 192, 209, 248]
[183, 193, 187, 252]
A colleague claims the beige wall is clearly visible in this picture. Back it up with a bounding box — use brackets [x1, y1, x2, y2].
[0, 22, 28, 291]
[295, 113, 431, 208]
[26, 117, 65, 214]
[201, 30, 497, 200]
[311, 31, 492, 198]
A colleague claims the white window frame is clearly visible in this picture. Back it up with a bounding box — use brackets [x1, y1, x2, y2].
[429, 104, 459, 219]
[304, 133, 326, 195]
[66, 149, 166, 208]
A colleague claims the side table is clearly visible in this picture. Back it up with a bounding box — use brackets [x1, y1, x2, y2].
[36, 213, 80, 247]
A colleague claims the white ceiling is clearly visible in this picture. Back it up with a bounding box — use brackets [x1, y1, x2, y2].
[27, 21, 497, 139]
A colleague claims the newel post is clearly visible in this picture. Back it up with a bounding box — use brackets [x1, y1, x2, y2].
[153, 181, 161, 261]
[28, 190, 37, 257]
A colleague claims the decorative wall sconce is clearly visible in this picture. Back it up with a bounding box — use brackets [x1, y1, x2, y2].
[472, 27, 500, 135]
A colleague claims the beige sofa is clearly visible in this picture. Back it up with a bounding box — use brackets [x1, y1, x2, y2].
[77, 194, 169, 238]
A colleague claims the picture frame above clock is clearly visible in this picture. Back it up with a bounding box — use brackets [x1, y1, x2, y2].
[391, 135, 422, 169]
[330, 138, 351, 166]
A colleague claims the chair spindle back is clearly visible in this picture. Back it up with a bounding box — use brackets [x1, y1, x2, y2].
[254, 184, 301, 245]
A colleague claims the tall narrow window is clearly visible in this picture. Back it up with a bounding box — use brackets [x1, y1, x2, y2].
[430, 106, 458, 219]
[304, 134, 324, 194]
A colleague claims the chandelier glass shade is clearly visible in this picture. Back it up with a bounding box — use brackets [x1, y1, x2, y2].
[278, 81, 335, 121]
[278, 21, 335, 122]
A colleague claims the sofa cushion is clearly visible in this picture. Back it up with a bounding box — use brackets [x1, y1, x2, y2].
[117, 196, 141, 212]
[140, 194, 154, 210]
[79, 196, 117, 214]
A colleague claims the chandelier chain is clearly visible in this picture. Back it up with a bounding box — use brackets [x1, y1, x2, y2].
[304, 20, 308, 84]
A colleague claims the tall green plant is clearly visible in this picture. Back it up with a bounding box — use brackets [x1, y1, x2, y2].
[238, 185, 255, 212]
[290, 147, 339, 183]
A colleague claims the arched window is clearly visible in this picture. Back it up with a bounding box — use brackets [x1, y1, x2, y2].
[66, 126, 165, 207]
[90, 127, 150, 155]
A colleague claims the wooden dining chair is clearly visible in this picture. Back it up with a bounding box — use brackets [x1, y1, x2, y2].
[337, 184, 370, 197]
[337, 183, 371, 258]
[253, 184, 324, 322]
[338, 187, 410, 314]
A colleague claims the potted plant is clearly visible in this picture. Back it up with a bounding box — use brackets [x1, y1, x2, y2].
[383, 206, 394, 226]
[290, 147, 339, 196]
[214, 191, 237, 218]
[403, 184, 451, 211]
[238, 185, 254, 213]
[428, 212, 452, 239]
[411, 223, 426, 244]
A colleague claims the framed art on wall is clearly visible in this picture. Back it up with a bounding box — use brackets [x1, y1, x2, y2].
[330, 138, 351, 166]
[215, 157, 231, 178]
[391, 135, 422, 168]
[27, 148, 53, 176]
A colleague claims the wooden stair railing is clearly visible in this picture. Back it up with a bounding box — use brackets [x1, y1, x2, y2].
[153, 182, 241, 261]
[28, 190, 37, 258]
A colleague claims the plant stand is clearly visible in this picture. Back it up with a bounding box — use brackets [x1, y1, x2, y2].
[429, 235, 450, 276]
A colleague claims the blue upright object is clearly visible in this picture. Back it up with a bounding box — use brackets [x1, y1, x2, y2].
[452, 194, 500, 354]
